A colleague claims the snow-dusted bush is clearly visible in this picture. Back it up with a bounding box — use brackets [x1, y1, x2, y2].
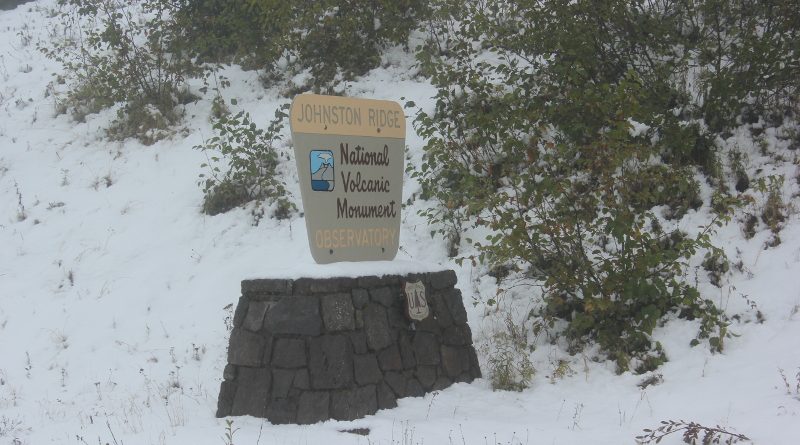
[195, 108, 294, 218]
[410, 0, 752, 373]
[693, 0, 800, 132]
[176, 0, 428, 90]
[40, 0, 199, 143]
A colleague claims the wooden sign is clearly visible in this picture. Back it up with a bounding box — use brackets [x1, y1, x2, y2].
[289, 94, 406, 263]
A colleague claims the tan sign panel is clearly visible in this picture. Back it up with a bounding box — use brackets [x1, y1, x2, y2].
[289, 94, 405, 263]
[291, 94, 405, 138]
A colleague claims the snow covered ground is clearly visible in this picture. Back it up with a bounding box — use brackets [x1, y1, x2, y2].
[1, 2, 799, 444]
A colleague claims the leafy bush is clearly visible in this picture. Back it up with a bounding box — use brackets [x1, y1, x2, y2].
[702, 249, 730, 288]
[41, 0, 198, 143]
[622, 165, 702, 220]
[195, 107, 294, 218]
[173, 0, 279, 68]
[692, 0, 800, 132]
[176, 0, 428, 89]
[411, 0, 734, 373]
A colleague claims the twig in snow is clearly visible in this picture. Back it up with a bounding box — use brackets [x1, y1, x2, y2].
[636, 419, 750, 444]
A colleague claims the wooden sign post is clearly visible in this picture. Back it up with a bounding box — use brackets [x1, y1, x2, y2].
[289, 94, 406, 263]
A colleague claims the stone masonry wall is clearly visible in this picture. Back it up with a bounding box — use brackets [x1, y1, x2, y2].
[216, 270, 481, 424]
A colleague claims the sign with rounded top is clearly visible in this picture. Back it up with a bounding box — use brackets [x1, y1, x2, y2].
[404, 280, 429, 321]
[289, 94, 406, 263]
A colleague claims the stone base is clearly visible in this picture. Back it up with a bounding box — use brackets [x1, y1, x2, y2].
[216, 270, 481, 423]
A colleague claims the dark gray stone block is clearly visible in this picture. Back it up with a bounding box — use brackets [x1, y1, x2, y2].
[355, 309, 364, 329]
[242, 279, 292, 297]
[262, 335, 274, 367]
[331, 386, 377, 421]
[387, 305, 408, 329]
[432, 376, 452, 391]
[353, 354, 382, 386]
[350, 331, 368, 354]
[232, 297, 248, 328]
[321, 293, 355, 331]
[292, 278, 316, 295]
[223, 364, 237, 381]
[415, 315, 441, 333]
[377, 345, 403, 371]
[442, 324, 472, 346]
[363, 303, 393, 351]
[231, 367, 271, 417]
[443, 289, 468, 325]
[243, 301, 272, 332]
[404, 273, 426, 285]
[468, 347, 482, 378]
[351, 288, 369, 309]
[406, 378, 425, 398]
[384, 371, 406, 398]
[377, 381, 398, 410]
[358, 275, 398, 288]
[332, 277, 358, 292]
[309, 335, 353, 389]
[398, 334, 416, 369]
[458, 371, 475, 383]
[413, 332, 440, 366]
[297, 392, 330, 424]
[370, 286, 396, 307]
[430, 293, 453, 328]
[228, 328, 267, 367]
[272, 338, 307, 368]
[264, 295, 322, 336]
[429, 270, 457, 290]
[415, 366, 437, 390]
[266, 397, 298, 424]
[216, 381, 237, 417]
[272, 369, 296, 399]
[293, 369, 310, 390]
[441, 345, 469, 378]
[296, 277, 357, 294]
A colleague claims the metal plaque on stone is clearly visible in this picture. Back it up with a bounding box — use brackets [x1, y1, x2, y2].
[289, 94, 406, 263]
[403, 280, 429, 321]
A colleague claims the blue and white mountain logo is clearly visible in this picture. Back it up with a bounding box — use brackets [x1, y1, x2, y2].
[310, 150, 334, 191]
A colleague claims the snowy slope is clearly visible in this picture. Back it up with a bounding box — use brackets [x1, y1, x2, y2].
[1, 2, 799, 445]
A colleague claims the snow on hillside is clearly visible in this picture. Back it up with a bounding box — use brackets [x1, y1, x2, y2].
[1, 2, 799, 444]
